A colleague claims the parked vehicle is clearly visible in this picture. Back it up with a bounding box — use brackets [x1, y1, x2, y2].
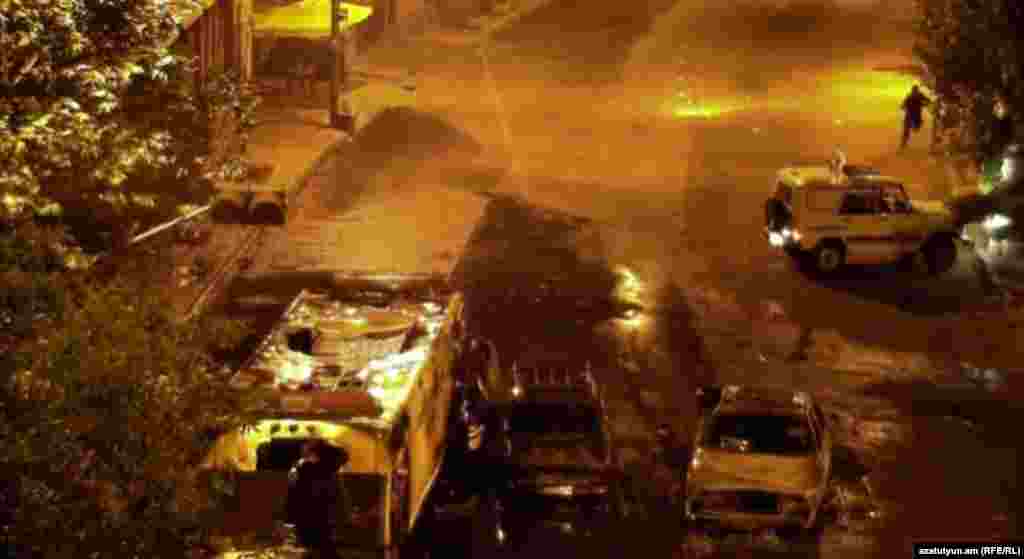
[765, 163, 960, 274]
[472, 358, 625, 551]
[200, 278, 467, 558]
[685, 385, 832, 543]
[958, 145, 1024, 249]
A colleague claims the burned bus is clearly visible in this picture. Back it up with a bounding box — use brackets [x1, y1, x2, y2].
[200, 279, 465, 558]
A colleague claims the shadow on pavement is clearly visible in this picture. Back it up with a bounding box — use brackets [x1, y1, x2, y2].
[210, 203, 289, 226]
[355, 106, 483, 160]
[790, 246, 991, 317]
[856, 378, 1022, 553]
[325, 107, 484, 212]
[453, 196, 620, 347]
[449, 196, 723, 557]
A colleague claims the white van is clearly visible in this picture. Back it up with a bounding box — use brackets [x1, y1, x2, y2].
[765, 164, 960, 274]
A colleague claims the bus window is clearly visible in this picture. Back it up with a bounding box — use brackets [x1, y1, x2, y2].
[257, 438, 315, 472]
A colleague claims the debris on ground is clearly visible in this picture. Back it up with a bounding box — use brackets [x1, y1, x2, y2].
[749, 299, 803, 360]
[958, 362, 1008, 392]
[831, 475, 886, 533]
[826, 403, 906, 464]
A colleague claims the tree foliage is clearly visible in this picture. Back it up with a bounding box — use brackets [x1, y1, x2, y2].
[1, 224, 260, 558]
[0, 0, 258, 249]
[1, 1, 266, 555]
[913, 0, 1023, 160]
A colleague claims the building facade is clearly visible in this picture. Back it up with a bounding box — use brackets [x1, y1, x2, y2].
[178, 0, 255, 84]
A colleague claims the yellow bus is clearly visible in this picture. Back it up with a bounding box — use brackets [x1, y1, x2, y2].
[201, 278, 465, 558]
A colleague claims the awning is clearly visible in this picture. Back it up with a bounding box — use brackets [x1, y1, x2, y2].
[254, 0, 374, 37]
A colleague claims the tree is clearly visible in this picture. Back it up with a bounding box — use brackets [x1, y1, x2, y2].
[0, 224, 261, 559]
[913, 0, 1023, 162]
[0, 0, 258, 250]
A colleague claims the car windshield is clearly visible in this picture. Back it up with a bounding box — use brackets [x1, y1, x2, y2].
[706, 413, 813, 455]
[503, 403, 600, 438]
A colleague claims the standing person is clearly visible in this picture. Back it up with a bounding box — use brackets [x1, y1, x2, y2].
[990, 97, 1016, 160]
[287, 440, 350, 559]
[901, 85, 932, 149]
[653, 424, 688, 510]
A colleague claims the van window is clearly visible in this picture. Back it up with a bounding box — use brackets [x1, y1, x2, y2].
[839, 191, 879, 215]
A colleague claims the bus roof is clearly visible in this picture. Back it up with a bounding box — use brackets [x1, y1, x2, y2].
[231, 288, 449, 430]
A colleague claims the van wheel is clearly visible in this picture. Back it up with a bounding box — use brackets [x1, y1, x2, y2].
[924, 235, 958, 275]
[814, 241, 846, 274]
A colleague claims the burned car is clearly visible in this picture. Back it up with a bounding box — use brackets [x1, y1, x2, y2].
[685, 386, 832, 541]
[473, 362, 625, 550]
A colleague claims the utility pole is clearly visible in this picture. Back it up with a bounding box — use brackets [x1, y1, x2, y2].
[329, 1, 349, 130]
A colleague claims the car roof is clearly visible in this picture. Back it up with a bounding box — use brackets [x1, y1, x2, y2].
[778, 165, 835, 187]
[716, 386, 812, 417]
[490, 386, 600, 407]
[778, 166, 904, 191]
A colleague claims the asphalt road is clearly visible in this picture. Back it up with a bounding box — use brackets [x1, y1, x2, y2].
[217, 0, 1022, 556]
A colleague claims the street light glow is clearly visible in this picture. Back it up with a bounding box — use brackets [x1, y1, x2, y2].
[672, 104, 725, 119]
[829, 69, 916, 102]
[253, 0, 373, 36]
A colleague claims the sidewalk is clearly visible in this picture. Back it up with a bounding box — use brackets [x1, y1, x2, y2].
[243, 150, 489, 278]
[171, 102, 351, 318]
[244, 104, 351, 203]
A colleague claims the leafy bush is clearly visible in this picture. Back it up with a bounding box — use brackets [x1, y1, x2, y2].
[913, 1, 1023, 161]
[0, 0, 259, 252]
[0, 225, 259, 558]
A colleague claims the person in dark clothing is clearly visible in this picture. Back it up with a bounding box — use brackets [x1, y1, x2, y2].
[287, 440, 350, 559]
[653, 424, 688, 509]
[901, 85, 932, 149]
[990, 111, 1015, 160]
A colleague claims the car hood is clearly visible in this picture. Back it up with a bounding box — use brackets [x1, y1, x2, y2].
[687, 448, 822, 497]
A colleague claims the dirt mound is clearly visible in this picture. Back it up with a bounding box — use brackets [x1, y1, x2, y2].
[354, 107, 482, 160]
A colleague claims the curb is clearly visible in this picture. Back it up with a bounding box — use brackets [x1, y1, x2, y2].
[286, 133, 355, 216]
[181, 134, 353, 320]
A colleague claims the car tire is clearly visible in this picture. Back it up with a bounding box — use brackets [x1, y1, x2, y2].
[924, 235, 958, 275]
[814, 241, 846, 274]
